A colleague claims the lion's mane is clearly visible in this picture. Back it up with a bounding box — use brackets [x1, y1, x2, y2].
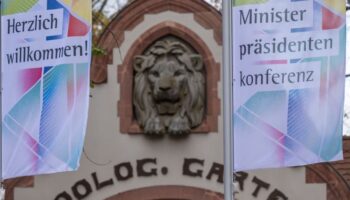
[133, 39, 205, 134]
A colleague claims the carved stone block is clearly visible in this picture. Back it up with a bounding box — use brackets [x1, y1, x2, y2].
[133, 37, 205, 135]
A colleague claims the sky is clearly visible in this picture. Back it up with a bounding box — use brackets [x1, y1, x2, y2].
[102, 0, 217, 17]
[103, 0, 128, 17]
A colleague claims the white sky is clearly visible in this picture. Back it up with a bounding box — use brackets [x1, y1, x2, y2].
[347, 12, 350, 75]
[103, 0, 216, 17]
[103, 0, 128, 17]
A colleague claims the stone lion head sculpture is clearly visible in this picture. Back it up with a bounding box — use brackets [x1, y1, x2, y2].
[133, 37, 205, 135]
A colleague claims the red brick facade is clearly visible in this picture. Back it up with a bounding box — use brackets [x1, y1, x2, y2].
[4, 1, 350, 200]
[106, 186, 223, 200]
[92, 0, 222, 134]
[116, 21, 220, 134]
[91, 0, 222, 84]
[306, 137, 350, 200]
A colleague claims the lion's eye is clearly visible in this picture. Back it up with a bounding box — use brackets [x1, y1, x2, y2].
[150, 71, 159, 77]
[174, 70, 184, 76]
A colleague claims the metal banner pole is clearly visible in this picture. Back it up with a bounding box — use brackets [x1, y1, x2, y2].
[223, 0, 234, 200]
[0, 0, 4, 198]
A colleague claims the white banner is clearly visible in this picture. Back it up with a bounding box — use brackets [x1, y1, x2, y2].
[1, 0, 92, 179]
[232, 0, 346, 171]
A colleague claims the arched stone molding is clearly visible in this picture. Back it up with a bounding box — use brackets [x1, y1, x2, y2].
[91, 0, 222, 84]
[105, 185, 223, 200]
[306, 137, 350, 200]
[117, 21, 220, 134]
[306, 164, 350, 200]
[4, 176, 33, 200]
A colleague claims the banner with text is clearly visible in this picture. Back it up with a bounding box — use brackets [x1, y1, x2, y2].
[233, 0, 346, 171]
[1, 0, 91, 179]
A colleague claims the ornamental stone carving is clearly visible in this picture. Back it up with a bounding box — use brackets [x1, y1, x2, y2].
[133, 36, 205, 135]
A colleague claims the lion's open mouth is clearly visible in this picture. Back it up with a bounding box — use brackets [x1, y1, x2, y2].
[154, 92, 181, 103]
[156, 102, 180, 115]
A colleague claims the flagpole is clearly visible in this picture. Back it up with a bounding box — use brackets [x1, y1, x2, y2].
[0, 0, 4, 198]
[223, 0, 234, 200]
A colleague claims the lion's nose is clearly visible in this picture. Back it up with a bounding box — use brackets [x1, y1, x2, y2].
[159, 79, 172, 91]
[159, 85, 171, 91]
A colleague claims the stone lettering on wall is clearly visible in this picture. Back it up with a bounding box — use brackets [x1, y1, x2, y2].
[54, 158, 288, 200]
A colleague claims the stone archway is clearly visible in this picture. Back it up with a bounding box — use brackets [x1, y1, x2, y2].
[91, 0, 221, 84]
[306, 137, 350, 200]
[105, 186, 223, 200]
[91, 0, 221, 135]
[116, 21, 220, 134]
